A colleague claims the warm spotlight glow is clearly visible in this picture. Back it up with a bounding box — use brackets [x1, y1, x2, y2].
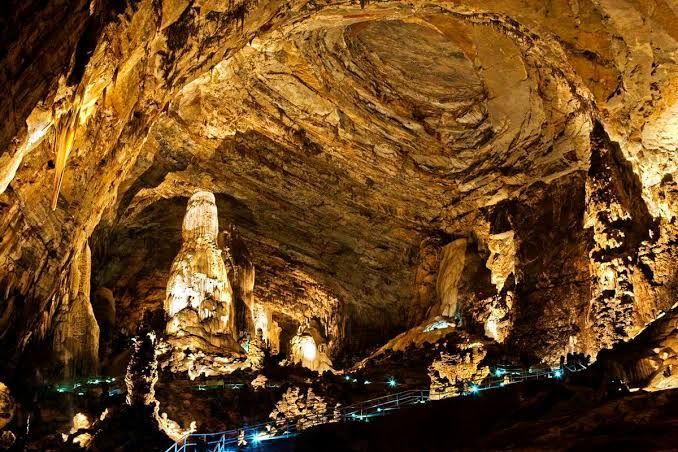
[301, 337, 317, 362]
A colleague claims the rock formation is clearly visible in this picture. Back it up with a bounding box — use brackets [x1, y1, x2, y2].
[593, 303, 678, 392]
[269, 387, 338, 433]
[163, 191, 244, 375]
[61, 412, 93, 448]
[51, 242, 100, 378]
[0, 0, 677, 448]
[428, 341, 491, 399]
[290, 326, 334, 373]
[433, 238, 467, 319]
[0, 382, 14, 431]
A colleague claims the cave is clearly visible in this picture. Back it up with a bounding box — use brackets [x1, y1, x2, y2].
[0, 0, 677, 450]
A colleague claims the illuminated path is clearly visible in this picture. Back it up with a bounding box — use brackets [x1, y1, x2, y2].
[164, 364, 585, 452]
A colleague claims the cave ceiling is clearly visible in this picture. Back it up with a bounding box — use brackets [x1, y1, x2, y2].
[0, 0, 677, 365]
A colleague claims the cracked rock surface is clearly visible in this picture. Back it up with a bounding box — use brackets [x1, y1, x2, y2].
[0, 0, 676, 387]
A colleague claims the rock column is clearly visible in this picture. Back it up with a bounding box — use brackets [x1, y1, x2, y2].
[164, 191, 239, 354]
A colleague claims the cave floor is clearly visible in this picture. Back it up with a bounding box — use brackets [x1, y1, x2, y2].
[270, 382, 678, 451]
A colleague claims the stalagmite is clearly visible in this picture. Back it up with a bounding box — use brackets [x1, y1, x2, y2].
[161, 191, 248, 377]
[253, 303, 281, 353]
[433, 239, 467, 319]
[164, 191, 239, 350]
[290, 324, 333, 373]
[52, 242, 100, 378]
[428, 343, 490, 400]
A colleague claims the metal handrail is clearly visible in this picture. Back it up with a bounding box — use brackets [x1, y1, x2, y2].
[164, 365, 583, 451]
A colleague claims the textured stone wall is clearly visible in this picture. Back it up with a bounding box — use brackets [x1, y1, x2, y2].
[0, 0, 676, 370]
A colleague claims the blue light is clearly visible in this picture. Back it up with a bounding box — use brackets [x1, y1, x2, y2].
[553, 369, 563, 379]
[251, 431, 267, 445]
[469, 384, 479, 394]
[345, 375, 351, 381]
[495, 368, 505, 377]
[387, 377, 397, 388]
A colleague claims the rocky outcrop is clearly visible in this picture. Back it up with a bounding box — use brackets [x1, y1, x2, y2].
[428, 341, 491, 399]
[269, 387, 339, 433]
[593, 303, 677, 392]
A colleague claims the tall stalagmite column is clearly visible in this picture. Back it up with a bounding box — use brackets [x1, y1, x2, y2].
[164, 191, 240, 355]
[52, 242, 100, 378]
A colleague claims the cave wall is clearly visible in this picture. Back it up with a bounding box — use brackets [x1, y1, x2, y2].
[502, 173, 593, 362]
[0, 0, 676, 374]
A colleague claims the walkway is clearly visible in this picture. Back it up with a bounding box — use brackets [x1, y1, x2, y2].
[165, 365, 584, 451]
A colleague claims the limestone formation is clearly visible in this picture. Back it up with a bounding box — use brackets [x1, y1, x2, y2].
[221, 225, 257, 338]
[0, 430, 15, 449]
[485, 231, 515, 293]
[0, 0, 677, 447]
[0, 382, 14, 430]
[269, 387, 338, 433]
[483, 291, 514, 344]
[251, 374, 268, 391]
[61, 413, 93, 448]
[126, 328, 196, 442]
[289, 327, 334, 373]
[51, 242, 100, 378]
[253, 303, 281, 354]
[163, 191, 244, 375]
[593, 303, 678, 392]
[429, 342, 491, 400]
[433, 239, 467, 319]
